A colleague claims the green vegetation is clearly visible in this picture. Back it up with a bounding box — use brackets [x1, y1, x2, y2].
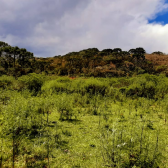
[0, 41, 156, 77]
[1, 40, 168, 167]
[0, 73, 168, 167]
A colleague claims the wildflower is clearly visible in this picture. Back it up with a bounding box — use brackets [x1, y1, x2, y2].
[117, 142, 126, 148]
[117, 144, 121, 148]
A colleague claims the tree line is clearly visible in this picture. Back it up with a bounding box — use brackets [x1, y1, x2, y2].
[0, 41, 34, 69]
[0, 40, 162, 77]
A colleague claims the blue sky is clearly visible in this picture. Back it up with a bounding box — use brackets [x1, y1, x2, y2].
[149, 0, 168, 25]
[149, 12, 168, 24]
[0, 0, 168, 57]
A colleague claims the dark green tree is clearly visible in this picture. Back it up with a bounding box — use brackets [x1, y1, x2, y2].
[1, 46, 14, 68]
[121, 51, 130, 56]
[135, 47, 146, 54]
[129, 47, 146, 60]
[18, 49, 34, 68]
[99, 49, 113, 56]
[0, 41, 9, 48]
[18, 48, 27, 68]
[152, 51, 164, 55]
[133, 47, 146, 60]
[79, 48, 99, 68]
[128, 49, 136, 54]
[11, 46, 20, 68]
[113, 48, 122, 53]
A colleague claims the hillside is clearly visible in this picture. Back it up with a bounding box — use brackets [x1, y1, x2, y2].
[0, 40, 168, 77]
[145, 54, 168, 73]
[1, 74, 168, 167]
[1, 41, 168, 167]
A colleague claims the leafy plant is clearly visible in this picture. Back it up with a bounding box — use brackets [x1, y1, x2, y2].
[18, 73, 45, 94]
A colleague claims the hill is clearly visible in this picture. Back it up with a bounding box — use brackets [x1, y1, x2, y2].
[0, 40, 168, 77]
[1, 41, 168, 167]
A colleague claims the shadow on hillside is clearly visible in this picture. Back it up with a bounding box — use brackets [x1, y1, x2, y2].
[60, 118, 81, 124]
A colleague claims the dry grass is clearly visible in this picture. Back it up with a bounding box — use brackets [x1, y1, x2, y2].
[145, 54, 168, 66]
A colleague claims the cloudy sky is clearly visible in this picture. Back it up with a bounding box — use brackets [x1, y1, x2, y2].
[1, 0, 168, 57]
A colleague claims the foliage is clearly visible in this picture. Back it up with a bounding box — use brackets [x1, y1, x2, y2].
[18, 73, 45, 93]
[152, 51, 164, 55]
[124, 74, 168, 99]
[81, 78, 109, 95]
[1, 40, 168, 167]
[0, 40, 161, 77]
[0, 75, 14, 88]
[155, 65, 167, 73]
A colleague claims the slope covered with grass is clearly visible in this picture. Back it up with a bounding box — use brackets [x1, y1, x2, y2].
[0, 74, 168, 167]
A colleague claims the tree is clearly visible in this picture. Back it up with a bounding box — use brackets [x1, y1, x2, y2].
[0, 41, 9, 48]
[121, 51, 130, 56]
[79, 48, 99, 68]
[0, 48, 2, 57]
[152, 51, 164, 55]
[0, 46, 20, 69]
[11, 46, 20, 68]
[79, 48, 99, 57]
[100, 49, 113, 56]
[113, 48, 122, 53]
[135, 47, 146, 55]
[2, 46, 14, 68]
[0, 48, 3, 68]
[0, 41, 35, 75]
[18, 49, 34, 68]
[129, 47, 146, 60]
[18, 48, 27, 68]
[128, 49, 136, 54]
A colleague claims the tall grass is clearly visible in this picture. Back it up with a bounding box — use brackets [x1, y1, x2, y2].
[0, 74, 168, 167]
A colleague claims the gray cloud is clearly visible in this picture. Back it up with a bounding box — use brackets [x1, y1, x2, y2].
[0, 0, 168, 57]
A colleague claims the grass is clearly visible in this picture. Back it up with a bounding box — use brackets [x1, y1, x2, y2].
[0, 74, 168, 167]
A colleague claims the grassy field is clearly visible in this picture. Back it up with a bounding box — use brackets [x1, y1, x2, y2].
[0, 73, 168, 167]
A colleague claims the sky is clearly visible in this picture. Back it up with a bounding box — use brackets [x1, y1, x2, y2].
[0, 0, 168, 57]
[149, 0, 168, 24]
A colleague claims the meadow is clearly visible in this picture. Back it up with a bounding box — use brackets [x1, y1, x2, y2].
[0, 73, 168, 168]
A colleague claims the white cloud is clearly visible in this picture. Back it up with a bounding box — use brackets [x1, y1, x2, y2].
[0, 0, 168, 57]
[54, 0, 168, 54]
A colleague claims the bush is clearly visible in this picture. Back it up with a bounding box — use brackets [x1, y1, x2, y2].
[41, 80, 69, 94]
[0, 68, 6, 75]
[56, 94, 74, 121]
[56, 76, 71, 83]
[155, 65, 167, 73]
[18, 73, 45, 93]
[126, 76, 156, 98]
[81, 78, 109, 95]
[0, 75, 14, 88]
[124, 74, 168, 99]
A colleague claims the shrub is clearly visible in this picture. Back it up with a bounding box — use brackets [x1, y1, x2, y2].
[41, 80, 69, 94]
[56, 94, 74, 121]
[0, 67, 6, 75]
[56, 76, 71, 83]
[124, 74, 168, 99]
[18, 73, 45, 93]
[155, 65, 167, 73]
[0, 75, 14, 88]
[125, 75, 156, 98]
[100, 121, 162, 167]
[81, 78, 109, 95]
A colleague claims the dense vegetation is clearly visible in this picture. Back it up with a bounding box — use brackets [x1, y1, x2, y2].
[1, 41, 168, 167]
[1, 41, 167, 78]
[0, 73, 168, 167]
